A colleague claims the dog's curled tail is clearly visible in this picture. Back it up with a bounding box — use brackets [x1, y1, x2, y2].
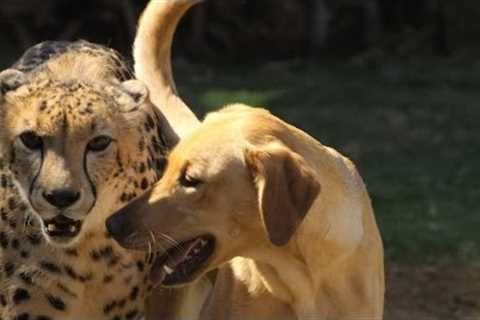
[134, 0, 202, 138]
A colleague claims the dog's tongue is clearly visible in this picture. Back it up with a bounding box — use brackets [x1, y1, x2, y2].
[150, 238, 203, 285]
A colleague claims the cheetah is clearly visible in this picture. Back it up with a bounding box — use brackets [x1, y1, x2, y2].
[0, 1, 200, 319]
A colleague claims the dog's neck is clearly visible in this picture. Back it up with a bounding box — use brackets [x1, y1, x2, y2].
[241, 242, 319, 317]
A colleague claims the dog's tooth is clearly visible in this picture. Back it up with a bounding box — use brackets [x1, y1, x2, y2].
[69, 225, 76, 233]
[47, 224, 56, 232]
[200, 239, 207, 247]
[163, 265, 174, 275]
[193, 248, 200, 254]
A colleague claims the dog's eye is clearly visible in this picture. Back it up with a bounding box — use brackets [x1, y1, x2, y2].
[19, 131, 43, 150]
[87, 135, 112, 152]
[179, 172, 203, 188]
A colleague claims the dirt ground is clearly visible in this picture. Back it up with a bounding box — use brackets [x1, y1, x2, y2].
[385, 262, 480, 319]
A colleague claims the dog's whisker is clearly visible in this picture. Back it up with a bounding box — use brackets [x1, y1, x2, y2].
[147, 230, 157, 260]
[124, 231, 139, 243]
[149, 229, 157, 244]
[147, 231, 153, 253]
[23, 212, 32, 232]
[148, 232, 185, 264]
[124, 231, 153, 249]
[158, 232, 180, 249]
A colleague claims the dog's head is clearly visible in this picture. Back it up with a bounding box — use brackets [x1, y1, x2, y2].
[106, 106, 320, 287]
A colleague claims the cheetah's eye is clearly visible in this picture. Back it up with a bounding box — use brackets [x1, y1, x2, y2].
[87, 135, 112, 152]
[19, 131, 43, 150]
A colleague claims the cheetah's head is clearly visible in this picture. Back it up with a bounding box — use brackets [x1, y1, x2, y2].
[0, 68, 173, 247]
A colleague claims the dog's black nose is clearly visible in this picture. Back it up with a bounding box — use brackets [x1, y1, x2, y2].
[43, 188, 80, 209]
[106, 207, 136, 242]
[106, 191, 151, 246]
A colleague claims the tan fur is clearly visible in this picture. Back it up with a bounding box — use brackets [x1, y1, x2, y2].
[244, 142, 320, 246]
[134, 0, 201, 137]
[44, 51, 129, 85]
[109, 104, 385, 319]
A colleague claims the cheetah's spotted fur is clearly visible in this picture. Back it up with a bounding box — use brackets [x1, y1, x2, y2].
[0, 41, 175, 320]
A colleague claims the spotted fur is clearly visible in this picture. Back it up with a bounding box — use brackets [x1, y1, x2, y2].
[0, 41, 175, 320]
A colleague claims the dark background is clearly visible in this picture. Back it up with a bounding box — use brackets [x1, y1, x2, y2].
[1, 1, 479, 318]
[1, 0, 480, 65]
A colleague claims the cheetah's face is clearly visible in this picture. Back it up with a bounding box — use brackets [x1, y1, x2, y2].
[0, 69, 156, 247]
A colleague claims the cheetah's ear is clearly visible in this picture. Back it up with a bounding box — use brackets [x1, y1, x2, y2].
[0, 69, 27, 97]
[111, 79, 179, 148]
[119, 80, 149, 106]
[106, 79, 150, 113]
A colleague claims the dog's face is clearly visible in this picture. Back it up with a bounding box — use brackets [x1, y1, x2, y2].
[107, 108, 320, 287]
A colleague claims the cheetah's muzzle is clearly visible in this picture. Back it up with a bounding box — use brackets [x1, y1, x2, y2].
[150, 234, 215, 286]
[44, 215, 82, 239]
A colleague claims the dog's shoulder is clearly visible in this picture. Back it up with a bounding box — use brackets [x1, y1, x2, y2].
[205, 104, 287, 136]
[206, 104, 272, 122]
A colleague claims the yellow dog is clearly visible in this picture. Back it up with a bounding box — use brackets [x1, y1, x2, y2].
[107, 104, 385, 319]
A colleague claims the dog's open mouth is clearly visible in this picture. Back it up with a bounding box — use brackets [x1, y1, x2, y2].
[43, 215, 82, 239]
[151, 234, 215, 286]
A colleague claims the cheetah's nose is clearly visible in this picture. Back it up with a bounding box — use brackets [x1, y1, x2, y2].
[43, 188, 80, 209]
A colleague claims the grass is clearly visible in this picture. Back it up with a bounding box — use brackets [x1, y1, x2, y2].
[175, 60, 480, 263]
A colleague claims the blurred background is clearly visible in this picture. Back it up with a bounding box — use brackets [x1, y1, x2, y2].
[0, 0, 479, 318]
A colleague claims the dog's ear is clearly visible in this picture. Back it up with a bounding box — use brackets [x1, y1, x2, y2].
[244, 142, 320, 246]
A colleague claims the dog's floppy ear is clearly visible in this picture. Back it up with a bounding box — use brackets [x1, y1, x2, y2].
[244, 142, 320, 246]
